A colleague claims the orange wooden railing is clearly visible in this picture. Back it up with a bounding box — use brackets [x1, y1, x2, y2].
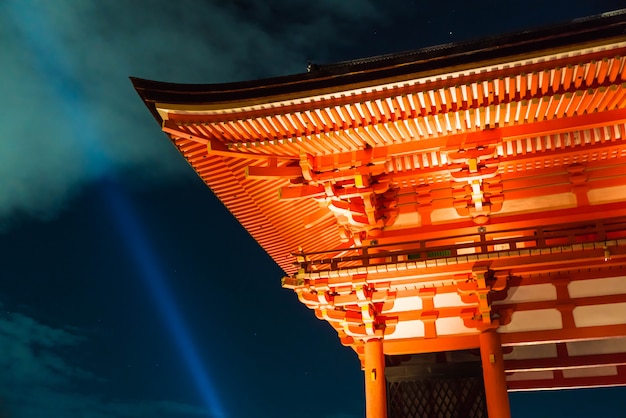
[293, 217, 626, 272]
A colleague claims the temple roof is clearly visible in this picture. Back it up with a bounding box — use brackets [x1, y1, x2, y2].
[132, 9, 626, 120]
[132, 9, 626, 275]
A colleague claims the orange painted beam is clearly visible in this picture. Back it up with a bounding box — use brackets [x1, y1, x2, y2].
[162, 122, 208, 144]
[245, 164, 302, 179]
[279, 185, 325, 200]
[163, 122, 281, 161]
[383, 334, 480, 355]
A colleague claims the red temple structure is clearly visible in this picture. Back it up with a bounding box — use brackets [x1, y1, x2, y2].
[133, 10, 626, 417]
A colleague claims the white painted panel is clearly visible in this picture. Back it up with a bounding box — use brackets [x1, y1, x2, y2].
[436, 317, 475, 336]
[504, 343, 557, 360]
[573, 303, 626, 327]
[386, 320, 425, 340]
[567, 336, 626, 356]
[568, 276, 626, 298]
[498, 309, 562, 333]
[493, 242, 510, 251]
[562, 366, 618, 378]
[493, 284, 556, 304]
[500, 193, 576, 215]
[456, 241, 477, 255]
[506, 370, 554, 381]
[588, 185, 626, 204]
[387, 296, 422, 313]
[434, 292, 470, 308]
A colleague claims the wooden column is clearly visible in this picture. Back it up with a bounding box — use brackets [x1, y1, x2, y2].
[364, 338, 387, 418]
[480, 330, 511, 418]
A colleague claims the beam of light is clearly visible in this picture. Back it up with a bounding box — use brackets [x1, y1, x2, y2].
[102, 180, 226, 418]
[7, 2, 226, 417]
[5, 0, 109, 174]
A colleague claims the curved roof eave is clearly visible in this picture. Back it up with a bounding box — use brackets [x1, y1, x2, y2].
[131, 9, 626, 123]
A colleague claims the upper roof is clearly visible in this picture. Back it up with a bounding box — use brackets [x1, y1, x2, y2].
[132, 9, 626, 121]
[132, 10, 626, 275]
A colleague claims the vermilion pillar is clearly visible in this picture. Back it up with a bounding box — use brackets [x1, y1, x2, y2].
[479, 330, 511, 418]
[364, 338, 387, 418]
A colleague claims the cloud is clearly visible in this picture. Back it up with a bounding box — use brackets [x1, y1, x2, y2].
[0, 0, 388, 226]
[0, 0, 608, 227]
[0, 306, 208, 418]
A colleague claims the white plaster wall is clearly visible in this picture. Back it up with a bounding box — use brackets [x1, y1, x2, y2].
[386, 319, 425, 340]
[493, 284, 556, 304]
[568, 276, 626, 298]
[588, 185, 626, 204]
[436, 317, 475, 336]
[504, 343, 558, 360]
[499, 193, 576, 215]
[566, 336, 626, 356]
[434, 292, 471, 308]
[386, 295, 422, 313]
[562, 366, 618, 378]
[573, 303, 626, 327]
[498, 309, 562, 333]
[506, 370, 554, 381]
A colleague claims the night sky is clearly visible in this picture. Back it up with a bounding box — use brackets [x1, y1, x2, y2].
[1, 1, 626, 417]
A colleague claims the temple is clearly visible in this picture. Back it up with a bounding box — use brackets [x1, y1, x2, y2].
[133, 10, 626, 417]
